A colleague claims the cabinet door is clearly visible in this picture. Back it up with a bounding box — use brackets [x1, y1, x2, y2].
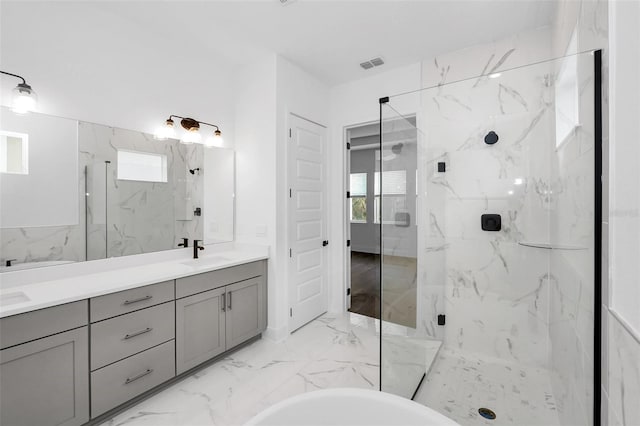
[225, 276, 265, 350]
[176, 287, 226, 375]
[0, 327, 89, 426]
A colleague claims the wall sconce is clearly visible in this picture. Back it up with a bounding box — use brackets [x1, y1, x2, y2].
[1, 70, 38, 114]
[154, 115, 224, 147]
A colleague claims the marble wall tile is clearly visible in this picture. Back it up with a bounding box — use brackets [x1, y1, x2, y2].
[607, 312, 640, 426]
[547, 28, 602, 425]
[416, 48, 556, 368]
[2, 120, 205, 267]
[80, 122, 203, 259]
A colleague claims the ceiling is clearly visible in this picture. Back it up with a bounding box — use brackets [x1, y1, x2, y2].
[2, 0, 557, 86]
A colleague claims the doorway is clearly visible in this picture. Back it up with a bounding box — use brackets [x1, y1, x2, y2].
[345, 119, 417, 327]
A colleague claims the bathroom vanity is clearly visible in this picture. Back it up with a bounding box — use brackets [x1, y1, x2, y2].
[0, 247, 267, 426]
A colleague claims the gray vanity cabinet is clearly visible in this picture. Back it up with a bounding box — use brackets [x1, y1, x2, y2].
[175, 261, 267, 375]
[0, 327, 89, 426]
[225, 276, 266, 349]
[176, 286, 226, 374]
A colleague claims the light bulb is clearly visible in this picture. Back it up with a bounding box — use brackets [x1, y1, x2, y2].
[205, 129, 224, 148]
[11, 83, 37, 114]
[154, 119, 176, 140]
[181, 127, 201, 145]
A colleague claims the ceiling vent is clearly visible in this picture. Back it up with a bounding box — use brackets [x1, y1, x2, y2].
[360, 57, 385, 70]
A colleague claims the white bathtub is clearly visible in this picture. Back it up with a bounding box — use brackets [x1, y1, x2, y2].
[245, 388, 460, 426]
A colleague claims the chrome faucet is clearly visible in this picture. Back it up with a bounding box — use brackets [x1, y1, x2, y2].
[193, 240, 204, 259]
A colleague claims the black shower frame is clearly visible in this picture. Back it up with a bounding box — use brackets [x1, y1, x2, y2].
[377, 50, 603, 426]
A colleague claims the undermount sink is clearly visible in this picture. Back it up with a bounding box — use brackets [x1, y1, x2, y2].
[181, 256, 231, 267]
[0, 291, 30, 307]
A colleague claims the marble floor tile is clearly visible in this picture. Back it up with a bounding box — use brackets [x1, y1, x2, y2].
[100, 313, 381, 426]
[414, 347, 561, 426]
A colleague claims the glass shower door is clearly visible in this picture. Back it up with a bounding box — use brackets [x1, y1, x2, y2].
[379, 51, 599, 426]
[380, 102, 445, 398]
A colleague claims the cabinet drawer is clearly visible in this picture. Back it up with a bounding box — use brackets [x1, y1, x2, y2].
[91, 340, 175, 418]
[0, 300, 88, 350]
[176, 260, 265, 298]
[90, 280, 174, 322]
[91, 301, 174, 370]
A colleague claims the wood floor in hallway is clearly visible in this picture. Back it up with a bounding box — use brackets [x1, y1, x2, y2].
[349, 251, 417, 328]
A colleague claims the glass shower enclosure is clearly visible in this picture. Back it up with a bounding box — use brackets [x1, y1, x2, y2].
[379, 51, 601, 426]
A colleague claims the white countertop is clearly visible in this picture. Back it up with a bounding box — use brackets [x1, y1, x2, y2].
[0, 242, 269, 318]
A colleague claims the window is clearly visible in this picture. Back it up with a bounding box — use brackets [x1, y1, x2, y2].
[0, 131, 28, 174]
[117, 149, 167, 183]
[374, 170, 407, 224]
[555, 29, 580, 148]
[350, 172, 367, 222]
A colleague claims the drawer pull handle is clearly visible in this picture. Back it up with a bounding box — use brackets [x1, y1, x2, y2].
[124, 368, 153, 385]
[228, 291, 232, 310]
[221, 293, 226, 312]
[123, 327, 153, 340]
[123, 295, 153, 306]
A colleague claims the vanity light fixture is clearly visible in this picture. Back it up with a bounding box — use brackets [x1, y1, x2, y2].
[1, 70, 38, 114]
[154, 115, 224, 147]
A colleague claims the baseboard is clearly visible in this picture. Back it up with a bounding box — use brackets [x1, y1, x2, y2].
[263, 324, 288, 342]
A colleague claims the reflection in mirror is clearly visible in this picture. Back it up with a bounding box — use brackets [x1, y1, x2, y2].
[204, 148, 235, 244]
[0, 107, 235, 272]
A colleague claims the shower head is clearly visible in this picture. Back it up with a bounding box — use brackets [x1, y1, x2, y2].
[391, 143, 403, 154]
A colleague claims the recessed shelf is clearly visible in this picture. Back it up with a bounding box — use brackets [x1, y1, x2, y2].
[518, 241, 588, 250]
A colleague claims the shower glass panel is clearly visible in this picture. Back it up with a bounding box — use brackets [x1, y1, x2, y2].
[380, 104, 445, 399]
[380, 51, 599, 426]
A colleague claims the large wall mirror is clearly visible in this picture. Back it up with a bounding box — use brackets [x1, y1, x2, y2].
[0, 106, 235, 271]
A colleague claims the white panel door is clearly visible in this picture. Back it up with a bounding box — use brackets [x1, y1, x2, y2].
[288, 114, 328, 332]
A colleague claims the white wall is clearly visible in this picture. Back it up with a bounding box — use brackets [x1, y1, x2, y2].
[233, 55, 329, 341]
[604, 1, 640, 425]
[328, 63, 422, 313]
[0, 1, 235, 145]
[232, 55, 279, 336]
[608, 0, 640, 336]
[274, 56, 330, 338]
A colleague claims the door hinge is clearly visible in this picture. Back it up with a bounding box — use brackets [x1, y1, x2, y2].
[346, 239, 351, 247]
[289, 248, 292, 258]
[346, 142, 351, 150]
[289, 128, 292, 138]
[346, 191, 350, 198]
[347, 288, 351, 296]
[322, 240, 329, 247]
[437, 314, 446, 326]
[290, 308, 293, 317]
